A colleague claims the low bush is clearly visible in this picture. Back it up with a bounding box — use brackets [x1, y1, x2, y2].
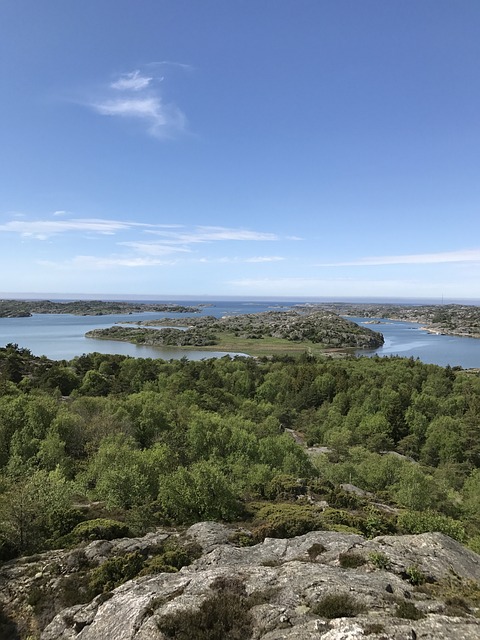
[157, 576, 254, 640]
[89, 551, 144, 595]
[62, 518, 131, 545]
[368, 551, 391, 570]
[252, 503, 324, 540]
[140, 540, 202, 575]
[394, 600, 425, 620]
[403, 565, 427, 586]
[312, 592, 366, 619]
[338, 552, 366, 568]
[397, 510, 466, 542]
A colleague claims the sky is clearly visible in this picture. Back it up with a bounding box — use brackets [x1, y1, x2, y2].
[1, 0, 480, 300]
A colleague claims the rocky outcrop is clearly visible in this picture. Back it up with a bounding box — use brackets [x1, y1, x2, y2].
[38, 524, 480, 640]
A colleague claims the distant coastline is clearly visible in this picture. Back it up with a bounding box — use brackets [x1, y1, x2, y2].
[2, 292, 480, 305]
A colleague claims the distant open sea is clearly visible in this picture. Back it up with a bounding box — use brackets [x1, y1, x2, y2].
[1, 294, 480, 367]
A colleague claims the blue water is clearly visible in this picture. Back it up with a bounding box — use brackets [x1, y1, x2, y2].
[1, 300, 480, 368]
[351, 317, 480, 369]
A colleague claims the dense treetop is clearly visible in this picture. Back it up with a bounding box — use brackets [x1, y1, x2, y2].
[1, 343, 479, 562]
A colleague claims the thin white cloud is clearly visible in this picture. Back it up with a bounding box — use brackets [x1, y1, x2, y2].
[316, 249, 480, 267]
[119, 241, 191, 256]
[245, 256, 285, 263]
[196, 255, 284, 264]
[147, 226, 278, 243]
[88, 67, 187, 138]
[39, 255, 176, 269]
[0, 218, 281, 249]
[147, 61, 194, 71]
[0, 217, 154, 239]
[111, 70, 152, 91]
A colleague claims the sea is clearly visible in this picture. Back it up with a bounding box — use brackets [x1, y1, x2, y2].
[1, 297, 480, 368]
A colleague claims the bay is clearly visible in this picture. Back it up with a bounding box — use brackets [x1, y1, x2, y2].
[1, 301, 480, 368]
[352, 317, 480, 368]
[0, 301, 290, 362]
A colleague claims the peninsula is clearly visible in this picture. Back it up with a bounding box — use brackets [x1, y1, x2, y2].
[86, 309, 384, 357]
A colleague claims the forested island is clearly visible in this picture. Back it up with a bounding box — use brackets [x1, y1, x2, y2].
[0, 343, 480, 637]
[0, 299, 200, 318]
[86, 309, 384, 357]
[316, 303, 480, 339]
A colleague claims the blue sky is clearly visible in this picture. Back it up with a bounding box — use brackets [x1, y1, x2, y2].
[1, 1, 480, 300]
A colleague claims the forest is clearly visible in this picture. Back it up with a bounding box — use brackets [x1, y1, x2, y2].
[0, 343, 479, 562]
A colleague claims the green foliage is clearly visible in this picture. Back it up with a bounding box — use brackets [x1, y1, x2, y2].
[252, 503, 324, 540]
[67, 518, 131, 543]
[141, 540, 202, 575]
[0, 348, 479, 559]
[264, 473, 304, 501]
[368, 551, 391, 570]
[312, 592, 366, 618]
[157, 460, 242, 523]
[466, 535, 480, 555]
[0, 469, 79, 555]
[89, 551, 145, 594]
[397, 510, 466, 542]
[403, 565, 427, 586]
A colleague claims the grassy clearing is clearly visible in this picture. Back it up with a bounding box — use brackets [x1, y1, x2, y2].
[190, 332, 343, 357]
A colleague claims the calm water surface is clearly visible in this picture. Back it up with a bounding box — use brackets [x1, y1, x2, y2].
[351, 317, 480, 368]
[1, 301, 480, 368]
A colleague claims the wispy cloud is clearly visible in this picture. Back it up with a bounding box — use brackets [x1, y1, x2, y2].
[88, 66, 187, 138]
[245, 256, 284, 263]
[119, 241, 192, 256]
[110, 70, 152, 91]
[196, 255, 284, 264]
[146, 226, 279, 244]
[39, 255, 176, 270]
[0, 217, 154, 239]
[315, 249, 480, 267]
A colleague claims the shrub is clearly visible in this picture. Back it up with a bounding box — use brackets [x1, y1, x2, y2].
[368, 551, 391, 570]
[321, 508, 363, 534]
[68, 518, 131, 543]
[403, 565, 426, 586]
[157, 576, 254, 640]
[308, 542, 326, 561]
[444, 596, 470, 617]
[312, 592, 366, 619]
[141, 540, 202, 575]
[338, 552, 366, 568]
[364, 622, 385, 635]
[89, 551, 144, 594]
[394, 600, 425, 620]
[466, 536, 480, 555]
[397, 510, 466, 542]
[252, 503, 324, 540]
[265, 474, 305, 501]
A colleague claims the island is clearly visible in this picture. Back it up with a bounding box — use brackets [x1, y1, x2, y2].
[86, 308, 384, 357]
[0, 299, 201, 317]
[312, 303, 480, 339]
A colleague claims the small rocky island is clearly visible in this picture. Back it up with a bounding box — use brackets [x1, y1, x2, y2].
[0, 300, 200, 318]
[86, 309, 385, 357]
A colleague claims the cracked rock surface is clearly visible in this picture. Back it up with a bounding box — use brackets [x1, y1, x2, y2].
[37, 525, 480, 640]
